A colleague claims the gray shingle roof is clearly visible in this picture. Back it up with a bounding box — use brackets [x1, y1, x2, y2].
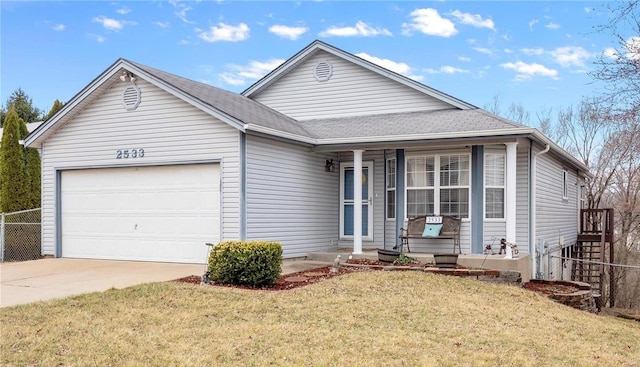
[127, 60, 530, 143]
[298, 109, 528, 140]
[127, 60, 312, 137]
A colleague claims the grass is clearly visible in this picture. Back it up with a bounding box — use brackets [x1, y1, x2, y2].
[1, 271, 639, 367]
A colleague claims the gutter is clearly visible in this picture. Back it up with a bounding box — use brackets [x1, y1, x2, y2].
[530, 143, 550, 279]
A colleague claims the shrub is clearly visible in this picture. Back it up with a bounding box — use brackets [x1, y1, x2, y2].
[207, 240, 283, 287]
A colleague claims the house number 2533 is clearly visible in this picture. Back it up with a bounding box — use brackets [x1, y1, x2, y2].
[116, 148, 144, 159]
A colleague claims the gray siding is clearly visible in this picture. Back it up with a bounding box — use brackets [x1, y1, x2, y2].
[535, 147, 580, 248]
[245, 135, 339, 258]
[40, 79, 241, 256]
[253, 51, 453, 120]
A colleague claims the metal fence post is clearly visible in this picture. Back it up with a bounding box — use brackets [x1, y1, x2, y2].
[1, 212, 5, 262]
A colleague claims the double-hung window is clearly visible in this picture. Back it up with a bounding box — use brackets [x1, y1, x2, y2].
[485, 152, 506, 219]
[406, 154, 469, 218]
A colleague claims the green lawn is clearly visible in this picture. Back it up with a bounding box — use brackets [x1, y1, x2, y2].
[1, 271, 639, 366]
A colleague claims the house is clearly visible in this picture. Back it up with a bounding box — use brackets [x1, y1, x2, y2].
[25, 40, 589, 278]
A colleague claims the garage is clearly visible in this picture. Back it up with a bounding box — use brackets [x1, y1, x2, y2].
[61, 164, 220, 264]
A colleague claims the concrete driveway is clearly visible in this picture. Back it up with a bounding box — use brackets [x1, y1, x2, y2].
[0, 258, 204, 308]
[1, 258, 330, 308]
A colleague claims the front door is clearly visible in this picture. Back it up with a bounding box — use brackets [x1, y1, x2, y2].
[340, 162, 373, 240]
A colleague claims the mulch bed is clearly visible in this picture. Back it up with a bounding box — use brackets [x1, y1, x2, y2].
[174, 265, 370, 291]
[522, 282, 579, 296]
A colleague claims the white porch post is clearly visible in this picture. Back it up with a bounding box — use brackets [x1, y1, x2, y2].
[505, 142, 518, 244]
[353, 150, 364, 255]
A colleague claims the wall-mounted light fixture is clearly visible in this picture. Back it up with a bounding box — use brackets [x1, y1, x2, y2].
[325, 159, 335, 172]
[119, 71, 136, 83]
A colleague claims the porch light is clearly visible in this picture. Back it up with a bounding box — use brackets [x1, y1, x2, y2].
[325, 159, 335, 172]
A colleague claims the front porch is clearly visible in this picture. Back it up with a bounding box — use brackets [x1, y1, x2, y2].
[307, 248, 531, 282]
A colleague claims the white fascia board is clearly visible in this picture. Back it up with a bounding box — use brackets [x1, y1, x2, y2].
[25, 62, 124, 147]
[244, 124, 316, 145]
[242, 41, 322, 97]
[529, 129, 591, 176]
[242, 41, 475, 110]
[314, 128, 536, 145]
[122, 62, 246, 132]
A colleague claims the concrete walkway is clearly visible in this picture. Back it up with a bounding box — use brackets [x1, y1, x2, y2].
[1, 258, 329, 308]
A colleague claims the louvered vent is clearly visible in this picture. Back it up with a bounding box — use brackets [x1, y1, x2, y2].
[314, 61, 333, 82]
[122, 85, 141, 111]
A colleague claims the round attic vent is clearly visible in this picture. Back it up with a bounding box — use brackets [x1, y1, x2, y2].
[122, 84, 141, 111]
[314, 61, 333, 82]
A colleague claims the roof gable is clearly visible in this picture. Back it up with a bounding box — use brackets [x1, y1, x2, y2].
[26, 59, 310, 147]
[242, 40, 476, 111]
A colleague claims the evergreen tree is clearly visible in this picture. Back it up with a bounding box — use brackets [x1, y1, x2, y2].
[0, 88, 43, 127]
[20, 118, 41, 208]
[45, 99, 64, 120]
[0, 108, 30, 212]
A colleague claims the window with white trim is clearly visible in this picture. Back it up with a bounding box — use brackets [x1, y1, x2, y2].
[386, 158, 396, 220]
[562, 170, 569, 199]
[406, 154, 470, 218]
[579, 184, 586, 209]
[484, 152, 505, 219]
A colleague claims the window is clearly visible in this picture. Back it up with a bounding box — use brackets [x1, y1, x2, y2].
[562, 170, 569, 199]
[386, 158, 396, 220]
[579, 184, 586, 209]
[406, 154, 469, 218]
[485, 153, 505, 219]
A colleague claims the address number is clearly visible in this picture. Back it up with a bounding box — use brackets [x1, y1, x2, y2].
[116, 148, 145, 159]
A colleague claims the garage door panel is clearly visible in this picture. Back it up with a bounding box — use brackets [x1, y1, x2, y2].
[61, 164, 220, 263]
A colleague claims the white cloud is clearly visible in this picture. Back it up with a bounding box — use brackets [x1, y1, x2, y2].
[521, 48, 545, 56]
[88, 34, 106, 43]
[425, 65, 469, 74]
[154, 21, 170, 29]
[622, 36, 640, 60]
[355, 52, 423, 81]
[219, 58, 285, 86]
[528, 19, 539, 31]
[449, 10, 495, 30]
[545, 22, 560, 30]
[319, 21, 392, 37]
[93, 16, 124, 31]
[197, 23, 250, 42]
[402, 8, 457, 37]
[550, 46, 591, 67]
[170, 0, 195, 24]
[458, 56, 471, 62]
[603, 47, 618, 59]
[500, 61, 559, 80]
[52, 24, 65, 31]
[116, 7, 131, 15]
[92, 16, 135, 31]
[473, 47, 493, 55]
[269, 24, 308, 40]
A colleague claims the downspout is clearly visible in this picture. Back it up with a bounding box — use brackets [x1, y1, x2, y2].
[531, 143, 550, 279]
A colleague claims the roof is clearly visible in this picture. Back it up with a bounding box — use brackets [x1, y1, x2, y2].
[23, 41, 589, 174]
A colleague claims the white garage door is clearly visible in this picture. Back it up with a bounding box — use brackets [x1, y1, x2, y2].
[61, 164, 220, 263]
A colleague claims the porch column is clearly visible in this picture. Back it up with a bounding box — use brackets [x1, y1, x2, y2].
[353, 150, 364, 254]
[505, 142, 518, 244]
[395, 149, 405, 248]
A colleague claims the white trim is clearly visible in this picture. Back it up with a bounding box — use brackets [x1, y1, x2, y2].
[242, 40, 476, 110]
[404, 153, 471, 220]
[385, 157, 396, 220]
[484, 152, 506, 220]
[339, 160, 374, 242]
[505, 142, 518, 244]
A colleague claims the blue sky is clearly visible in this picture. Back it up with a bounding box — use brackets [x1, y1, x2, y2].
[1, 1, 617, 125]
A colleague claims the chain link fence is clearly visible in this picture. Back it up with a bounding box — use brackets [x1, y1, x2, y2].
[1, 208, 42, 262]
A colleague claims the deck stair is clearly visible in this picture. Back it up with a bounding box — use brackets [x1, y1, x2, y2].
[573, 209, 614, 300]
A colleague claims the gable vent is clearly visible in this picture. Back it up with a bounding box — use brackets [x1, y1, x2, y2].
[122, 84, 141, 111]
[314, 61, 333, 82]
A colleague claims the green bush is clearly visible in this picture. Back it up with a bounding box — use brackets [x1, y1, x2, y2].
[207, 240, 283, 287]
